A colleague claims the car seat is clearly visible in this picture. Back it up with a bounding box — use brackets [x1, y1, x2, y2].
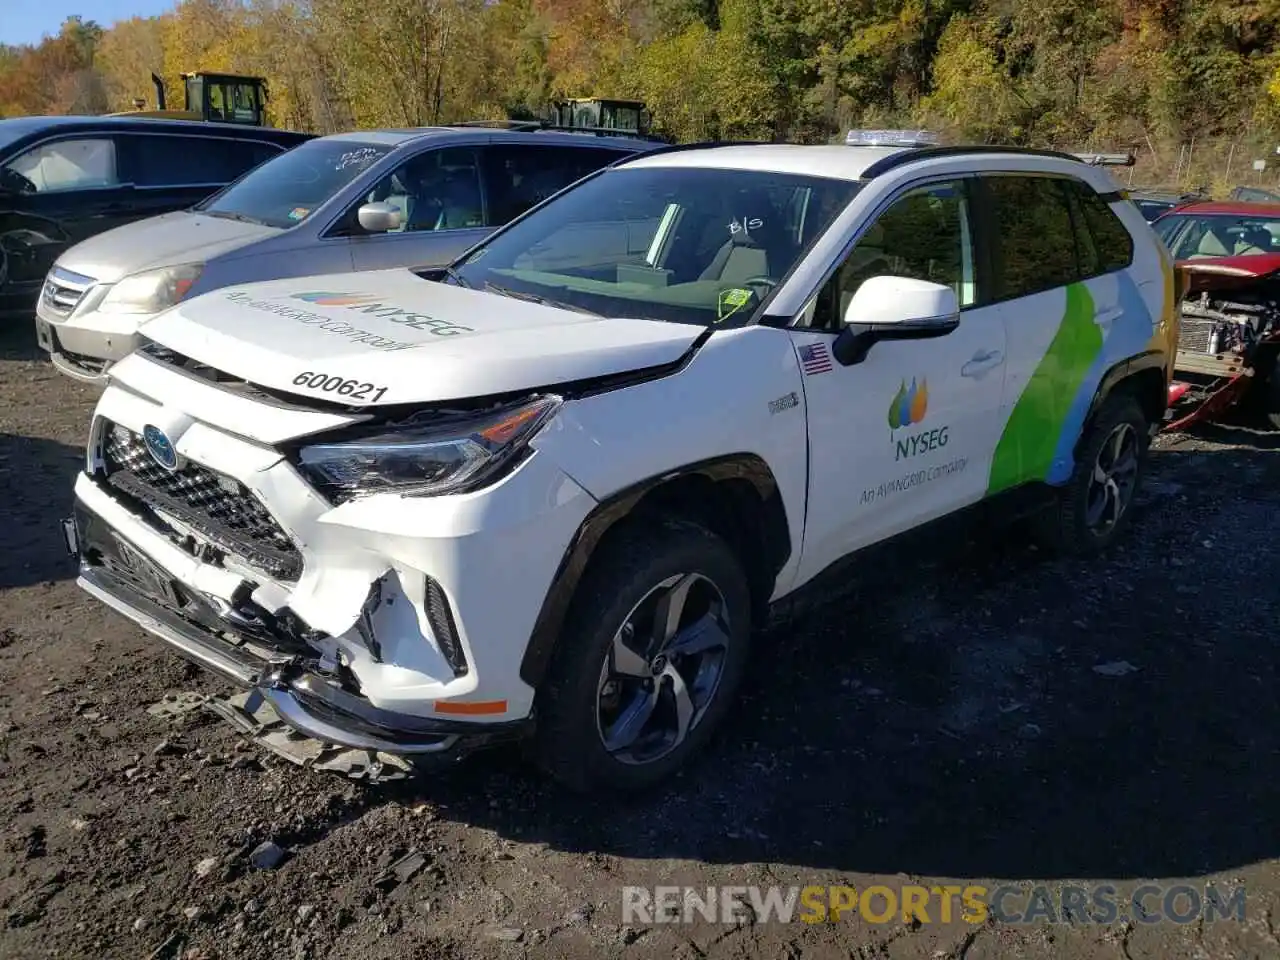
[1192, 229, 1231, 258]
[697, 214, 797, 286]
[429, 169, 484, 231]
[1235, 226, 1273, 255]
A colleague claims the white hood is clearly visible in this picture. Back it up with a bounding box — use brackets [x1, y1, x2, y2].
[139, 269, 704, 404]
[58, 211, 280, 283]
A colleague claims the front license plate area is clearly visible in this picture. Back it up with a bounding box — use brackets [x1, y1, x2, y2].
[34, 318, 54, 353]
[111, 535, 182, 607]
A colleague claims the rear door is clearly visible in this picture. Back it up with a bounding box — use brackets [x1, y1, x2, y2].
[0, 134, 135, 296]
[979, 173, 1151, 495]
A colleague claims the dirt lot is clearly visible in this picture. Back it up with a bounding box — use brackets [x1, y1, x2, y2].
[3, 320, 1280, 960]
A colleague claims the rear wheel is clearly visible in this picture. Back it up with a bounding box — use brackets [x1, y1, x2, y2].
[1034, 394, 1149, 556]
[1256, 352, 1280, 430]
[533, 518, 752, 794]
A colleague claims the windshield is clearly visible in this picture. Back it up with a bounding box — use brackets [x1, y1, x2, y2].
[449, 165, 861, 326]
[196, 139, 392, 228]
[1134, 199, 1174, 222]
[1155, 213, 1280, 260]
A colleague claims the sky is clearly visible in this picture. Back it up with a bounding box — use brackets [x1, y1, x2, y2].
[4, 0, 176, 47]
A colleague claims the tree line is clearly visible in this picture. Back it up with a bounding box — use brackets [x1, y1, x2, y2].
[2, 0, 1279, 157]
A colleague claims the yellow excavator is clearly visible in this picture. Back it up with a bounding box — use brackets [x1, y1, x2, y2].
[111, 72, 269, 127]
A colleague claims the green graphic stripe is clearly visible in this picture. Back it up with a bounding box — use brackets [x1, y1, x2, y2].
[986, 283, 1102, 496]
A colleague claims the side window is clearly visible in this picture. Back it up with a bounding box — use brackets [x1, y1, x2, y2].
[984, 176, 1078, 299]
[481, 144, 629, 226]
[1069, 181, 1134, 273]
[810, 179, 975, 330]
[118, 136, 282, 188]
[4, 138, 119, 193]
[352, 146, 483, 233]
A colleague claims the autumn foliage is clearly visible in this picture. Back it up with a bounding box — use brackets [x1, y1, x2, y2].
[3, 0, 1280, 157]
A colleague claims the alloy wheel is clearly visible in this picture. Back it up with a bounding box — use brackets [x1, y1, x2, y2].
[1085, 421, 1140, 533]
[595, 573, 731, 766]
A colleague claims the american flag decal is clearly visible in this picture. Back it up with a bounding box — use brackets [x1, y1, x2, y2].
[798, 342, 833, 376]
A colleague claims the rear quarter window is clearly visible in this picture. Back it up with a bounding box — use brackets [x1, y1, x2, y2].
[1069, 180, 1134, 274]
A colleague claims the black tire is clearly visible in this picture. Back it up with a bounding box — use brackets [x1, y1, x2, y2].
[1034, 394, 1150, 556]
[532, 516, 752, 794]
[1258, 352, 1280, 430]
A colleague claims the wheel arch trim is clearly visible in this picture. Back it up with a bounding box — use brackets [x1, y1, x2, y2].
[518, 453, 790, 689]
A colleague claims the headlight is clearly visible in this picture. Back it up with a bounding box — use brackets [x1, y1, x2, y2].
[98, 263, 204, 314]
[296, 395, 561, 502]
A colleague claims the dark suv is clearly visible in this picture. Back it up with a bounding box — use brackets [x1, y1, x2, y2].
[0, 115, 310, 317]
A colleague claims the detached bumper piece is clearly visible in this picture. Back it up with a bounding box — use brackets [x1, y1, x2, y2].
[68, 507, 528, 782]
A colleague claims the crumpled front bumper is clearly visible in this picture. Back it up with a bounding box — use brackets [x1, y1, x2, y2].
[65, 503, 530, 758]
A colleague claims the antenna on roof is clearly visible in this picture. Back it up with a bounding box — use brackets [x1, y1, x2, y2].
[845, 129, 940, 148]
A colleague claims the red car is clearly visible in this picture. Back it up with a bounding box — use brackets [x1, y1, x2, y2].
[1152, 200, 1280, 430]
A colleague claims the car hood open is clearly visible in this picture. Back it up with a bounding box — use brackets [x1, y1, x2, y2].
[138, 268, 705, 405]
[56, 211, 280, 284]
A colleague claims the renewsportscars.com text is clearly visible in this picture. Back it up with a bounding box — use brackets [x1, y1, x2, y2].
[621, 883, 1246, 926]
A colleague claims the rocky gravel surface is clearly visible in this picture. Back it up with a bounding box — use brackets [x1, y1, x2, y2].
[3, 321, 1280, 959]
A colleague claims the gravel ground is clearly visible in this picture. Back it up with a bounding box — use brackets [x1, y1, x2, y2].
[3, 319, 1280, 960]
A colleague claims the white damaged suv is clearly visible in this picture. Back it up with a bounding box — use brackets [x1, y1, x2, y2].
[66, 134, 1179, 792]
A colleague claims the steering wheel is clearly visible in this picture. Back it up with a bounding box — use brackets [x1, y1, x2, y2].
[0, 167, 36, 196]
[740, 275, 778, 298]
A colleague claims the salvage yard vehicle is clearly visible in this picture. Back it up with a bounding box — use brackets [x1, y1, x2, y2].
[1152, 200, 1280, 430]
[64, 132, 1177, 792]
[34, 126, 657, 382]
[0, 115, 309, 319]
[1128, 188, 1205, 223]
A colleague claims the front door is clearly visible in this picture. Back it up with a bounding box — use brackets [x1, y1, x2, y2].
[1, 136, 134, 303]
[789, 178, 1009, 583]
[346, 146, 491, 271]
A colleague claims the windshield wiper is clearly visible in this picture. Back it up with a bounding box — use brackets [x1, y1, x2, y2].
[483, 281, 601, 317]
[201, 209, 269, 226]
[444, 265, 471, 288]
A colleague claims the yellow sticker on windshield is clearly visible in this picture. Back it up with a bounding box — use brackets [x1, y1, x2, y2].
[717, 287, 753, 322]
[288, 207, 309, 221]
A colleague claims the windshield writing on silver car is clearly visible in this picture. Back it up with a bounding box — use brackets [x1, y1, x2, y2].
[198, 140, 393, 229]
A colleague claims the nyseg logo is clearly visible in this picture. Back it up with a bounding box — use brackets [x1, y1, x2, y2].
[888, 377, 928, 430]
[290, 292, 380, 307]
[888, 377, 948, 462]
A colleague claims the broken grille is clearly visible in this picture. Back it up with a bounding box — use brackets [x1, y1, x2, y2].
[100, 421, 302, 581]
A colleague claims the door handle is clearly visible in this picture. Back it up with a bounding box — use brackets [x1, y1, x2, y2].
[961, 348, 1004, 379]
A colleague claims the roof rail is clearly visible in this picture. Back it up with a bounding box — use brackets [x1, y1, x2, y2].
[859, 144, 1097, 180]
[1070, 151, 1136, 167]
[448, 118, 670, 143]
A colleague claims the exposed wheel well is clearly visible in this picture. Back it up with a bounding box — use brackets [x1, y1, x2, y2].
[620, 472, 790, 621]
[1112, 366, 1168, 427]
[518, 457, 792, 688]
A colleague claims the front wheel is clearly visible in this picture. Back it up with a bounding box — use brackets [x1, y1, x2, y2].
[532, 518, 752, 794]
[1034, 394, 1149, 556]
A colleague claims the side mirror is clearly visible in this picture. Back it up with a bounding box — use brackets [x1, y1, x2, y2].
[357, 201, 402, 233]
[832, 275, 960, 366]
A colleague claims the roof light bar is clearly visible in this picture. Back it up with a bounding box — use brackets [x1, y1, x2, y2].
[1070, 152, 1136, 167]
[845, 129, 940, 148]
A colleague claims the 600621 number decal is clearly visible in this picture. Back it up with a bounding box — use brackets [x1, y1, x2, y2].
[291, 371, 388, 402]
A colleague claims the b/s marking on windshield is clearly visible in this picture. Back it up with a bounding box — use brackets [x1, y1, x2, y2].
[291, 371, 388, 403]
